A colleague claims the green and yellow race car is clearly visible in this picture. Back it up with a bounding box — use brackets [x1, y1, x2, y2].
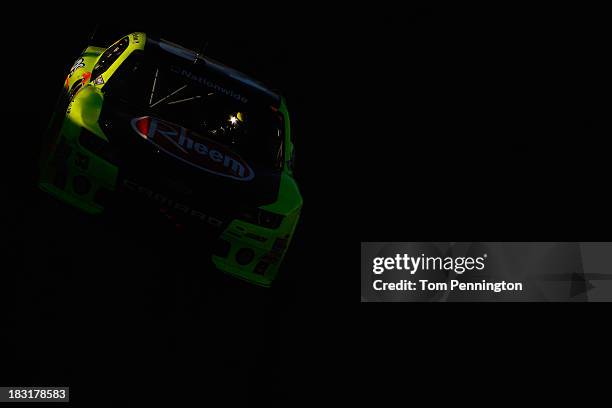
[39, 31, 302, 287]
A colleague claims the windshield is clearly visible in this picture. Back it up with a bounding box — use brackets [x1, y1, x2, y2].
[102, 50, 285, 170]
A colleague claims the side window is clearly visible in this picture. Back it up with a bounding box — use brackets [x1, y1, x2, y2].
[92, 37, 130, 79]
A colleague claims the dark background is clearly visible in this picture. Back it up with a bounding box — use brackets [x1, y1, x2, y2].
[0, 6, 609, 404]
[356, 7, 608, 242]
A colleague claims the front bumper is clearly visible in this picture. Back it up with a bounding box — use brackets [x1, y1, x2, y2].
[213, 210, 301, 287]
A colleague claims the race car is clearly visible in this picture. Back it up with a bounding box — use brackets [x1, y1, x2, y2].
[39, 32, 302, 287]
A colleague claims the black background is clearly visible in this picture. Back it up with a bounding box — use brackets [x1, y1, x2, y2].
[0, 5, 609, 405]
[356, 7, 608, 242]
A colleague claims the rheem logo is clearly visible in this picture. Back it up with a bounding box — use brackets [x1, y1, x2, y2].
[131, 116, 255, 181]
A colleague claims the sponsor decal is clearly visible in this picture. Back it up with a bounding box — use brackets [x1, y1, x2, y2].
[132, 32, 141, 44]
[123, 180, 224, 228]
[131, 116, 255, 182]
[170, 65, 249, 104]
[69, 57, 85, 78]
